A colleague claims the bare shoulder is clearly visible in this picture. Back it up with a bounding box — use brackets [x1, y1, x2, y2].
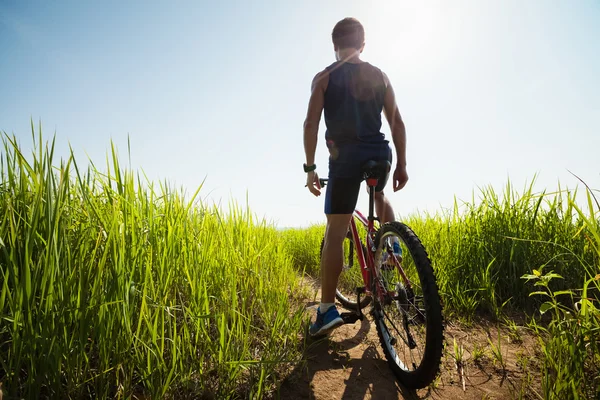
[364, 62, 390, 89]
[311, 68, 330, 92]
[380, 69, 391, 88]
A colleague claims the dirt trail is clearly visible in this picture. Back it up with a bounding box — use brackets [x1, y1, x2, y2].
[276, 283, 541, 400]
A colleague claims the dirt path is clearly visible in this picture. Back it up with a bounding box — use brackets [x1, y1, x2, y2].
[276, 283, 542, 400]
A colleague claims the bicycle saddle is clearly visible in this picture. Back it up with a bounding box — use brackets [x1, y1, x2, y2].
[361, 160, 391, 179]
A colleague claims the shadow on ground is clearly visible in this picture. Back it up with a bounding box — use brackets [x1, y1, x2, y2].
[276, 316, 422, 400]
[277, 281, 539, 400]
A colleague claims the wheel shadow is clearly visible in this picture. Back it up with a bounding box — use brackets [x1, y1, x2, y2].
[276, 317, 423, 400]
[338, 345, 420, 400]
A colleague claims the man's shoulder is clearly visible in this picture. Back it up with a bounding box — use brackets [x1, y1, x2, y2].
[324, 61, 339, 71]
[364, 62, 386, 75]
[311, 68, 330, 91]
[315, 68, 330, 79]
[365, 63, 389, 86]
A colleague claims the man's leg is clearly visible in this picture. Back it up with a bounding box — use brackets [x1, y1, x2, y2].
[375, 190, 396, 223]
[309, 213, 352, 336]
[320, 214, 353, 303]
[371, 143, 395, 223]
[310, 175, 360, 336]
[374, 189, 402, 258]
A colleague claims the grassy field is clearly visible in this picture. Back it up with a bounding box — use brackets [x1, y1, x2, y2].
[0, 131, 310, 399]
[1, 130, 599, 399]
[282, 182, 600, 399]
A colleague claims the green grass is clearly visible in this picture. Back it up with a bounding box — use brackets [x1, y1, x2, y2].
[280, 174, 600, 399]
[281, 220, 368, 296]
[0, 127, 308, 399]
[406, 180, 598, 318]
[2, 125, 599, 398]
[279, 225, 323, 277]
[281, 180, 599, 317]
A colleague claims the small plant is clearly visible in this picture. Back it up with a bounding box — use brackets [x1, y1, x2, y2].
[515, 349, 528, 371]
[452, 338, 466, 391]
[487, 329, 506, 373]
[452, 338, 464, 365]
[428, 374, 442, 391]
[471, 343, 487, 366]
[503, 317, 523, 344]
[516, 369, 539, 400]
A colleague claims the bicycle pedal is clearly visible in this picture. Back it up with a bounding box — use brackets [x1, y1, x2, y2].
[355, 286, 366, 294]
[340, 312, 362, 324]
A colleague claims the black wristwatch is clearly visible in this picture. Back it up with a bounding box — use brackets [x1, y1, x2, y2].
[303, 163, 316, 173]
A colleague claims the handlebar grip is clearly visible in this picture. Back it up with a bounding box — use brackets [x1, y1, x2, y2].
[305, 178, 329, 188]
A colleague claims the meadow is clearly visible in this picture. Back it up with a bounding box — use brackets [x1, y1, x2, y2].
[283, 183, 600, 398]
[0, 131, 310, 399]
[1, 130, 599, 399]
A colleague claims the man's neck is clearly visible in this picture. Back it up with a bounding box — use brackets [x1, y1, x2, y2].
[336, 49, 362, 64]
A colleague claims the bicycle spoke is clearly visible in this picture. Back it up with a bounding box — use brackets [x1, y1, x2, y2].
[381, 307, 410, 347]
[371, 222, 443, 387]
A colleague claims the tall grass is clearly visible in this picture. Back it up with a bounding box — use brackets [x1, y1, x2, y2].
[281, 224, 367, 295]
[521, 183, 600, 399]
[2, 124, 597, 398]
[281, 179, 598, 317]
[406, 179, 598, 317]
[0, 128, 307, 399]
[279, 226, 323, 277]
[281, 178, 600, 398]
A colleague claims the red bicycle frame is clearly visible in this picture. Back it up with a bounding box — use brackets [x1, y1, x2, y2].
[347, 181, 413, 298]
[348, 209, 375, 292]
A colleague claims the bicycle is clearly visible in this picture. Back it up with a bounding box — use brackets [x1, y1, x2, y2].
[316, 160, 444, 389]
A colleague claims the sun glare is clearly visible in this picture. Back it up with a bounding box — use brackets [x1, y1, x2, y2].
[361, 1, 449, 77]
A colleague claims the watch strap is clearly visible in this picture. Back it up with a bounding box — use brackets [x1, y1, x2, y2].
[303, 163, 317, 172]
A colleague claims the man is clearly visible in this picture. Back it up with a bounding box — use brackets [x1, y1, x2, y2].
[303, 17, 409, 337]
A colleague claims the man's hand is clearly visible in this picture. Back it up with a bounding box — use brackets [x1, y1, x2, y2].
[306, 171, 321, 196]
[393, 166, 408, 192]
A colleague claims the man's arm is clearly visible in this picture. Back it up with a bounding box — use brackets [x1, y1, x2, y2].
[303, 70, 328, 196]
[382, 72, 408, 191]
[304, 70, 328, 166]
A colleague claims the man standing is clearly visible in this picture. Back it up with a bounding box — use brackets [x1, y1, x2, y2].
[303, 17, 409, 337]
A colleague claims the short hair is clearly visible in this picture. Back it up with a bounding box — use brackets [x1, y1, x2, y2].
[331, 18, 365, 50]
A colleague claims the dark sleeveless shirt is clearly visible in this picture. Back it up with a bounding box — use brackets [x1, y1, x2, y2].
[324, 61, 386, 145]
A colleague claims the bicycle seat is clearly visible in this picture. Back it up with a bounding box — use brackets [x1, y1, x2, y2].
[362, 160, 391, 179]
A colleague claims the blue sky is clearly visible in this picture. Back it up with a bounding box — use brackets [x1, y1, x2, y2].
[1, 0, 599, 227]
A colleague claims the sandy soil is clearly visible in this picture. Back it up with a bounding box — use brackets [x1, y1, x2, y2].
[275, 284, 542, 400]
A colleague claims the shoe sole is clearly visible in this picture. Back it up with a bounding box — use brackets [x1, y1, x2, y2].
[310, 317, 344, 337]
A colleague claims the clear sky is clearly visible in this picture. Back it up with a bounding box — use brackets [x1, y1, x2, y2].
[1, 0, 599, 227]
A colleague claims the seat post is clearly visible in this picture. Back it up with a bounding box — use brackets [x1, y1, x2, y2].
[361, 158, 388, 227]
[366, 178, 378, 223]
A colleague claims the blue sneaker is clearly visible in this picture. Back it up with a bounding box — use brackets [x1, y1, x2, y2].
[392, 241, 402, 258]
[309, 306, 344, 337]
[382, 239, 402, 270]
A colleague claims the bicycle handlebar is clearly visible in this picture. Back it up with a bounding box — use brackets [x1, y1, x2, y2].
[305, 178, 328, 188]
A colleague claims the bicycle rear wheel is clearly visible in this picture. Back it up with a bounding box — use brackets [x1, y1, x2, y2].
[371, 221, 443, 389]
[320, 231, 371, 310]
